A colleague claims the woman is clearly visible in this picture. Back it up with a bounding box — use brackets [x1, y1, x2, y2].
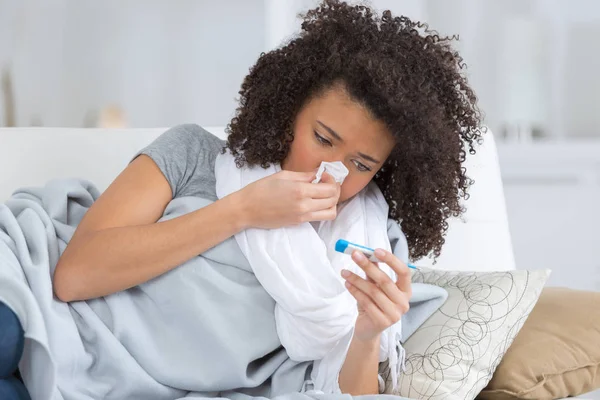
[1, 1, 482, 398]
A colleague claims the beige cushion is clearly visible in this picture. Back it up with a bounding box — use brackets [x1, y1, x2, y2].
[479, 287, 600, 400]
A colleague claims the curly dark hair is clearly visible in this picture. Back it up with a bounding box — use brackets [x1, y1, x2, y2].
[226, 0, 484, 261]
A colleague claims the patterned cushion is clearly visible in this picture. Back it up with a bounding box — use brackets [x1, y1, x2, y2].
[382, 268, 549, 400]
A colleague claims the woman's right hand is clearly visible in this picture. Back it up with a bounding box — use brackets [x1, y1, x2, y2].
[234, 170, 341, 229]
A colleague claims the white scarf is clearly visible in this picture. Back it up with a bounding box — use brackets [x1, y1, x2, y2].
[214, 151, 404, 394]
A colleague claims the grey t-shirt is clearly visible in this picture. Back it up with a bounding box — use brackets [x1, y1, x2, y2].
[137, 124, 225, 201]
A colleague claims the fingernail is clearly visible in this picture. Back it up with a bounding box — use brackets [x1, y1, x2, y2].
[352, 251, 365, 262]
[345, 281, 352, 289]
[341, 269, 351, 278]
[375, 249, 386, 258]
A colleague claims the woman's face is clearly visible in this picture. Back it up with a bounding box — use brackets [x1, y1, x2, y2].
[282, 85, 395, 203]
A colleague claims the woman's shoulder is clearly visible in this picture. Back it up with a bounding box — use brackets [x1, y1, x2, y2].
[137, 124, 226, 199]
[160, 123, 226, 155]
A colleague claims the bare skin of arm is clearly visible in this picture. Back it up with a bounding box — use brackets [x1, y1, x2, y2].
[339, 336, 381, 395]
[339, 249, 412, 395]
[53, 155, 247, 301]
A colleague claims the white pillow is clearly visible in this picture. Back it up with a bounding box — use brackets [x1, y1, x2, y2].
[383, 268, 550, 399]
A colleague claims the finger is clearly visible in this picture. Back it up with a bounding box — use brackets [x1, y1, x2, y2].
[302, 205, 337, 222]
[319, 172, 337, 184]
[345, 281, 389, 328]
[300, 182, 339, 199]
[351, 250, 390, 285]
[351, 250, 406, 305]
[279, 170, 318, 182]
[304, 196, 338, 212]
[318, 172, 342, 197]
[342, 270, 403, 322]
[374, 248, 412, 296]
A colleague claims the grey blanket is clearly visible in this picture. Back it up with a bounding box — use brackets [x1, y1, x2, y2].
[0, 179, 447, 400]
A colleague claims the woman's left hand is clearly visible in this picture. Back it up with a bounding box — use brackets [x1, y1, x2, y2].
[341, 249, 412, 343]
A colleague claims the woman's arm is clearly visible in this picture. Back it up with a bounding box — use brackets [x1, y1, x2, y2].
[339, 336, 380, 395]
[54, 156, 339, 302]
[338, 249, 412, 395]
[53, 155, 248, 301]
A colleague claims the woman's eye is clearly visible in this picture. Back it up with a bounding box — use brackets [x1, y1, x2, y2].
[314, 132, 332, 146]
[353, 160, 371, 172]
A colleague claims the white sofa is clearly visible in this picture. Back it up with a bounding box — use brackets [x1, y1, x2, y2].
[0, 125, 514, 271]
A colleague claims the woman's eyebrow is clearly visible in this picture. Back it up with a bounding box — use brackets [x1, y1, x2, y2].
[357, 152, 381, 164]
[316, 121, 343, 142]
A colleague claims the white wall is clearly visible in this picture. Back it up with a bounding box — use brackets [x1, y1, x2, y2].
[2, 0, 600, 135]
[505, 183, 600, 291]
[0, 0, 265, 128]
[497, 142, 600, 291]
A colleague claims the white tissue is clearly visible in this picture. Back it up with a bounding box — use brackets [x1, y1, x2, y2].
[312, 161, 349, 184]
